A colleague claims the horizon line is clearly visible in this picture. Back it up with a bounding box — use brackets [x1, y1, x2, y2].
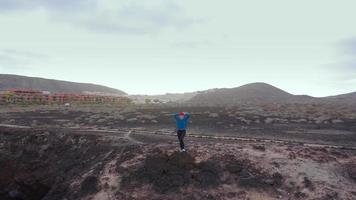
[1, 73, 354, 98]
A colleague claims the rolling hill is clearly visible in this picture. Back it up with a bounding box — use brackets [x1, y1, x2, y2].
[186, 83, 315, 106]
[0, 74, 126, 95]
[323, 91, 356, 105]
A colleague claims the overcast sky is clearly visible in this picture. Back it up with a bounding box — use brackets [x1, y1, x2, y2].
[0, 0, 356, 96]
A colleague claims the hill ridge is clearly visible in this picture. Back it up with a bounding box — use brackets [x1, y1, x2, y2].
[0, 74, 126, 95]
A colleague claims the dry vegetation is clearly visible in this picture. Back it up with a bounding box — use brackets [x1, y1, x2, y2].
[0, 104, 355, 199]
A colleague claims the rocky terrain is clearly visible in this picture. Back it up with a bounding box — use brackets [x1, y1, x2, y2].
[1, 104, 355, 146]
[0, 103, 355, 200]
[1, 125, 356, 200]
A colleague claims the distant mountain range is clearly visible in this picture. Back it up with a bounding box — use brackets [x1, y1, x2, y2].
[131, 82, 355, 106]
[186, 83, 315, 106]
[0, 74, 126, 95]
[1, 74, 355, 105]
[185, 83, 356, 106]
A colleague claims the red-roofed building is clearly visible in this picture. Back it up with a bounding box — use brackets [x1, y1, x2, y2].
[0, 89, 131, 105]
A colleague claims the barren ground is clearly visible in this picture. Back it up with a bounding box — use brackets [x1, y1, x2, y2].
[0, 105, 356, 200]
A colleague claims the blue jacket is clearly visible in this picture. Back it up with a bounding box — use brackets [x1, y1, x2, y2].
[174, 112, 190, 130]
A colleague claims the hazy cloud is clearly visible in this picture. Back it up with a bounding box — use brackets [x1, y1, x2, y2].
[0, 0, 92, 12]
[172, 40, 215, 48]
[1, 1, 356, 96]
[77, 3, 203, 34]
[344, 39, 356, 66]
[337, 38, 356, 71]
[0, 49, 49, 70]
[2, 49, 48, 59]
[338, 38, 356, 56]
[0, 0, 204, 34]
[324, 38, 356, 75]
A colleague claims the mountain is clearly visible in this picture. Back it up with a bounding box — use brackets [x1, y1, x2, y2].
[323, 91, 356, 105]
[0, 74, 126, 95]
[186, 82, 315, 106]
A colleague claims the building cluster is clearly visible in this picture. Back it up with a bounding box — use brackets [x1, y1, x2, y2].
[0, 89, 132, 105]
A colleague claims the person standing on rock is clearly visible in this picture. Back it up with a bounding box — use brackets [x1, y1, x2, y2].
[174, 112, 190, 152]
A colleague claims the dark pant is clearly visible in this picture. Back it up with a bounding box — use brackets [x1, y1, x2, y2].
[177, 129, 186, 150]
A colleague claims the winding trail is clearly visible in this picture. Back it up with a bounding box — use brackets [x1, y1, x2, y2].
[1, 124, 355, 150]
[0, 124, 30, 129]
[74, 128, 143, 144]
[67, 126, 356, 150]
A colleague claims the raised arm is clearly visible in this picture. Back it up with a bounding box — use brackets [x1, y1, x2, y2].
[184, 112, 190, 120]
